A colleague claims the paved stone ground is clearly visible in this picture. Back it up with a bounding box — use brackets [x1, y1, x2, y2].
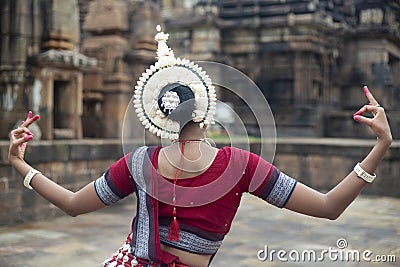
[0, 194, 399, 267]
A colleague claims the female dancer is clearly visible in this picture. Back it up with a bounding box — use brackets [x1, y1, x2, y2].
[8, 27, 392, 267]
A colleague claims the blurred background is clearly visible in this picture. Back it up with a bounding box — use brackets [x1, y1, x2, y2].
[0, 0, 399, 225]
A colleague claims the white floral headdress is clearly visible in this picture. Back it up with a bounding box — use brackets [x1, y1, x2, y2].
[133, 25, 217, 140]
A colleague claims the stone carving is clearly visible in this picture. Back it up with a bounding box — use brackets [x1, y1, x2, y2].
[0, 0, 97, 140]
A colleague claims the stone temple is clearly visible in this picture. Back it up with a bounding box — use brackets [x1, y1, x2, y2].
[163, 0, 400, 138]
[0, 0, 399, 140]
[0, 1, 399, 225]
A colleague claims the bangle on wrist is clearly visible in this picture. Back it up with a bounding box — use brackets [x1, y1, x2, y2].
[353, 163, 376, 183]
[24, 169, 41, 189]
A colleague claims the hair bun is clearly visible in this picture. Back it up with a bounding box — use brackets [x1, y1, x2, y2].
[157, 84, 195, 125]
[160, 91, 180, 115]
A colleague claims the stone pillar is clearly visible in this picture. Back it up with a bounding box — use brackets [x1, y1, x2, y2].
[38, 68, 54, 140]
[82, 0, 140, 138]
[42, 0, 80, 50]
[0, 0, 33, 138]
[293, 51, 304, 105]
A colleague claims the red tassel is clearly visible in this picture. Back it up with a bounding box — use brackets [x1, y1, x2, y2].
[168, 217, 180, 241]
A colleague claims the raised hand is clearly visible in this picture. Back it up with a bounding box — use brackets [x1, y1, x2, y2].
[353, 86, 392, 144]
[8, 111, 40, 162]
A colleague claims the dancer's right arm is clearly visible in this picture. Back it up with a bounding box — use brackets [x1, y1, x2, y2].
[8, 112, 106, 217]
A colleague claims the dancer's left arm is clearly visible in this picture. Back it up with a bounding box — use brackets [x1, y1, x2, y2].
[284, 86, 392, 220]
[8, 112, 106, 217]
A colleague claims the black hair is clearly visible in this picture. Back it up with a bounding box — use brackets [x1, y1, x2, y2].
[157, 83, 195, 126]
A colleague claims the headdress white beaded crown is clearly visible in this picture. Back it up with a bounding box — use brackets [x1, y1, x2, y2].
[133, 25, 217, 140]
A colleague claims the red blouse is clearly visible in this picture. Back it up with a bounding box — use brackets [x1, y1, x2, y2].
[94, 146, 297, 254]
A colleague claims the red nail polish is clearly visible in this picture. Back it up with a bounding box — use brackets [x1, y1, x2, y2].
[363, 86, 368, 94]
[25, 135, 33, 141]
[353, 115, 361, 121]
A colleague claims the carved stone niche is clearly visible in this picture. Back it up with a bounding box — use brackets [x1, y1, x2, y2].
[32, 67, 83, 140]
[30, 49, 98, 140]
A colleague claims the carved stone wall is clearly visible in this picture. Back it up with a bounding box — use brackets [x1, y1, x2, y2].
[4, 1, 397, 140]
[42, 0, 80, 50]
[164, 0, 400, 139]
[0, 0, 97, 140]
[81, 0, 161, 138]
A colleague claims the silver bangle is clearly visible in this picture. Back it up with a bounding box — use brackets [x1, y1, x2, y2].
[353, 163, 376, 183]
[24, 169, 41, 190]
